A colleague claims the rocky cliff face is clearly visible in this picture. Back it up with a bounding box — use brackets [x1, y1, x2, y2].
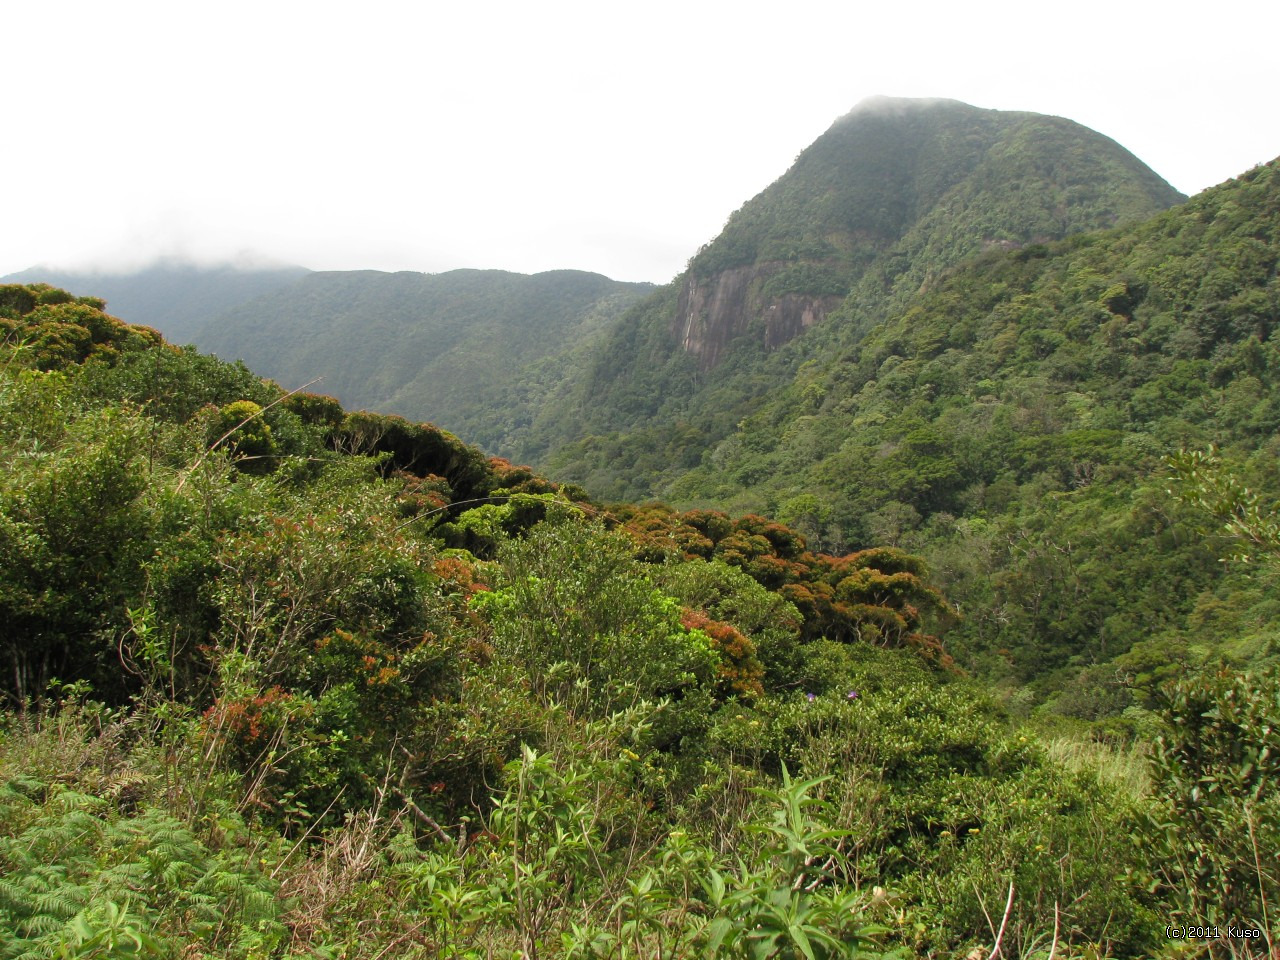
[673, 263, 842, 369]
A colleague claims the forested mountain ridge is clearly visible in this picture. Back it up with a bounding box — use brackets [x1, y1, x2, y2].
[676, 96, 1183, 367]
[8, 100, 1182, 483]
[3, 101, 1277, 958]
[0, 279, 947, 703]
[520, 98, 1185, 489]
[192, 268, 653, 455]
[626, 156, 1280, 717]
[0, 265, 654, 462]
[0, 260, 309, 345]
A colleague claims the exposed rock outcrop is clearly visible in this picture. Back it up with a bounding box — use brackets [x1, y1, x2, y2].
[673, 263, 842, 369]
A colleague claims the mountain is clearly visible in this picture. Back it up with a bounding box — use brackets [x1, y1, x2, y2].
[449, 98, 1277, 718]
[194, 268, 653, 454]
[0, 262, 651, 458]
[0, 260, 310, 344]
[524, 97, 1186, 496]
[2, 97, 1276, 954]
[674, 96, 1184, 368]
[594, 155, 1280, 713]
[47, 100, 1178, 476]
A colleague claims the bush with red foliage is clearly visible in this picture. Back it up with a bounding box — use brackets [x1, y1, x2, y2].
[680, 609, 766, 699]
[603, 506, 955, 661]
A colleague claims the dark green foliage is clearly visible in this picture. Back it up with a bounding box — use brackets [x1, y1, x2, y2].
[80, 342, 283, 423]
[0, 709, 282, 958]
[683, 645, 1158, 956]
[0, 376, 155, 704]
[209, 399, 277, 472]
[1143, 668, 1280, 941]
[692, 99, 1180, 283]
[695, 767, 899, 960]
[334, 409, 499, 499]
[0, 284, 38, 318]
[551, 158, 1280, 713]
[526, 99, 1184, 506]
[283, 390, 345, 432]
[654, 557, 805, 688]
[0, 285, 162, 371]
[472, 518, 719, 730]
[760, 263, 850, 299]
[600, 503, 953, 664]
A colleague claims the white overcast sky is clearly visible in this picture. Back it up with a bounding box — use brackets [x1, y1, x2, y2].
[5, 0, 1277, 284]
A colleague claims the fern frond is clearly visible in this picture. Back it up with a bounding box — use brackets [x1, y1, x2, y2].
[31, 888, 80, 920]
[0, 875, 35, 913]
[15, 908, 64, 934]
[102, 768, 151, 801]
[161, 859, 198, 887]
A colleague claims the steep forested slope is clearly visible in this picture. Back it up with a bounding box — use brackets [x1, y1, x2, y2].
[524, 97, 1184, 494]
[662, 158, 1280, 712]
[195, 268, 652, 454]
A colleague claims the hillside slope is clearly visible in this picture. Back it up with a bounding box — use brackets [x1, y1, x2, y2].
[669, 157, 1280, 709]
[1, 280, 1274, 958]
[0, 260, 309, 344]
[524, 98, 1185, 491]
[195, 268, 652, 455]
[678, 96, 1183, 366]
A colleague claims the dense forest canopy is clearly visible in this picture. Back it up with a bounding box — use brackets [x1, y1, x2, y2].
[525, 157, 1280, 723]
[191, 269, 655, 453]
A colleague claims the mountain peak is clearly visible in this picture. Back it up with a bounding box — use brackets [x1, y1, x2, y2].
[842, 95, 972, 117]
[668, 99, 1184, 368]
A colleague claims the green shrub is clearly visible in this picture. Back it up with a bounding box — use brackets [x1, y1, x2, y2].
[1142, 667, 1279, 943]
[471, 517, 719, 735]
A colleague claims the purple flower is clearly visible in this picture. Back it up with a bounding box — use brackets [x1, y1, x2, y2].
[806, 692, 816, 702]
[847, 691, 859, 700]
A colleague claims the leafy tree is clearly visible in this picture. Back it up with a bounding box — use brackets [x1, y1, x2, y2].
[0, 370, 155, 703]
